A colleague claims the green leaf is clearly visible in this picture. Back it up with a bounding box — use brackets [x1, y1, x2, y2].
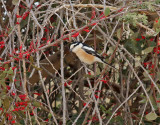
[108, 46, 114, 55]
[0, 94, 6, 99]
[157, 94, 160, 108]
[114, 116, 124, 124]
[30, 56, 34, 63]
[100, 105, 106, 111]
[20, 16, 29, 28]
[30, 56, 42, 70]
[13, 110, 26, 120]
[84, 74, 94, 78]
[157, 94, 160, 98]
[143, 77, 150, 81]
[15, 81, 20, 87]
[8, 75, 13, 82]
[19, 120, 25, 125]
[121, 12, 148, 27]
[0, 73, 6, 79]
[157, 102, 160, 108]
[117, 28, 122, 40]
[143, 47, 154, 54]
[0, 80, 6, 88]
[150, 95, 157, 110]
[7, 68, 13, 75]
[104, 8, 110, 16]
[156, 0, 160, 4]
[139, 98, 147, 104]
[3, 97, 10, 110]
[145, 112, 158, 121]
[140, 54, 147, 62]
[31, 64, 42, 70]
[149, 41, 156, 47]
[156, 28, 160, 33]
[157, 72, 160, 81]
[39, 122, 46, 125]
[0, 100, 2, 107]
[143, 72, 150, 81]
[18, 111, 26, 118]
[8, 27, 14, 34]
[0, 118, 5, 125]
[131, 32, 139, 39]
[124, 39, 140, 54]
[68, 113, 85, 125]
[4, 64, 8, 70]
[48, 113, 52, 118]
[33, 101, 41, 107]
[158, 18, 160, 26]
[12, 0, 19, 5]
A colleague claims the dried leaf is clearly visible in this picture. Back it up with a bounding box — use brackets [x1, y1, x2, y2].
[31, 64, 42, 71]
[12, 0, 19, 5]
[145, 112, 157, 121]
[143, 47, 154, 54]
[117, 28, 122, 40]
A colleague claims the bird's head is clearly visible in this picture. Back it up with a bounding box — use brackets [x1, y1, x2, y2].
[70, 41, 83, 52]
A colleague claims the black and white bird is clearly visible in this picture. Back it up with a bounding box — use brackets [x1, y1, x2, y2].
[70, 41, 116, 69]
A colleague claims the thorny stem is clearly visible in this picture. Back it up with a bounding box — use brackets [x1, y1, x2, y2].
[61, 29, 66, 124]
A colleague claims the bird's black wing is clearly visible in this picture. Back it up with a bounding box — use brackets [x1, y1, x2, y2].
[82, 45, 117, 70]
[82, 46, 103, 59]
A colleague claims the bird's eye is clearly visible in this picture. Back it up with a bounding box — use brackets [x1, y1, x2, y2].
[73, 44, 77, 47]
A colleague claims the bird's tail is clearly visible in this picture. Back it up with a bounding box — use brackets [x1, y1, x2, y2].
[102, 60, 117, 70]
[95, 56, 118, 70]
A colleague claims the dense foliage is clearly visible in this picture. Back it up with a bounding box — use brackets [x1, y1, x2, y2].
[0, 0, 160, 124]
